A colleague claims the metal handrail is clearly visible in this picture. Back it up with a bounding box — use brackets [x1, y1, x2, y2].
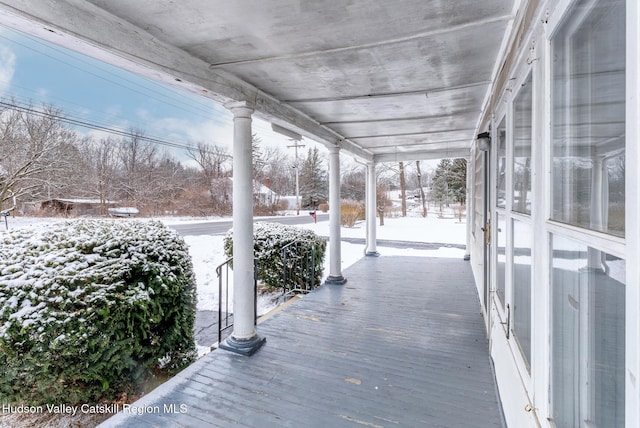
[281, 240, 317, 297]
[215, 258, 258, 346]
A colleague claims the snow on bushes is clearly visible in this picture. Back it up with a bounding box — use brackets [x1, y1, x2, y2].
[224, 222, 326, 290]
[0, 219, 197, 405]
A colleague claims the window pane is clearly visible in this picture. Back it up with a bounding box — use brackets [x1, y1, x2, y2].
[551, 0, 625, 236]
[496, 117, 506, 209]
[495, 213, 506, 307]
[551, 234, 625, 427]
[513, 74, 532, 214]
[512, 220, 531, 369]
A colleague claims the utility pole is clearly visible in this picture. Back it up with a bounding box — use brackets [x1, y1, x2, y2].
[287, 139, 305, 215]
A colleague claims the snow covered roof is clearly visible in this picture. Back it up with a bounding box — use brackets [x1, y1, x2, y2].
[42, 198, 120, 205]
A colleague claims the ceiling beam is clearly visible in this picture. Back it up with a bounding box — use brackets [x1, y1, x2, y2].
[207, 15, 512, 69]
[284, 81, 491, 104]
[348, 129, 476, 140]
[374, 147, 471, 163]
[321, 112, 477, 126]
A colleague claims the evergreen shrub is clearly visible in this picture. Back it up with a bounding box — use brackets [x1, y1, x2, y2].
[0, 220, 197, 405]
[223, 222, 326, 290]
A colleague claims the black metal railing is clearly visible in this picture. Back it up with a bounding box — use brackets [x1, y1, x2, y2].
[215, 258, 257, 346]
[281, 240, 318, 297]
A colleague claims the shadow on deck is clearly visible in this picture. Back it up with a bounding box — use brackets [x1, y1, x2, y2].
[100, 256, 504, 428]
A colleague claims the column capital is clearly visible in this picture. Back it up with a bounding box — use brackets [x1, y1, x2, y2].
[328, 144, 340, 154]
[224, 100, 255, 117]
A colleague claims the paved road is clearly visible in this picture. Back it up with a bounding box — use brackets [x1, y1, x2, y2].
[169, 213, 329, 236]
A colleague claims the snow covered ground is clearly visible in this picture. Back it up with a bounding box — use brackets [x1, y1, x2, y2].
[181, 213, 466, 314]
[5, 212, 467, 312]
[4, 211, 467, 355]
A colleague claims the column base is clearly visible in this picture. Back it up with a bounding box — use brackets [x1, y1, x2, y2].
[324, 275, 347, 285]
[365, 251, 380, 257]
[219, 334, 266, 356]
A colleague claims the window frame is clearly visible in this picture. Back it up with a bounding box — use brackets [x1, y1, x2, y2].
[546, 0, 628, 425]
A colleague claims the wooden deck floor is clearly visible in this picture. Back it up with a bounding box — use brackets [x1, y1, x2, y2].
[100, 256, 504, 428]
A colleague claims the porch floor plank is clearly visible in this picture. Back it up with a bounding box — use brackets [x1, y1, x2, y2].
[100, 256, 504, 428]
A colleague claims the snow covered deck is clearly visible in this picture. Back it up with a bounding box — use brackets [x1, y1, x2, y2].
[100, 256, 504, 428]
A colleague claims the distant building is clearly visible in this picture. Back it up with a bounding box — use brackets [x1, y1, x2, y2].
[39, 198, 119, 216]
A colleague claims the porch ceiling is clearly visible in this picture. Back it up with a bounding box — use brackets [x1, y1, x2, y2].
[0, 0, 514, 162]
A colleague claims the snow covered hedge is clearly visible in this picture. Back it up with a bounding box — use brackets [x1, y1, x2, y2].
[224, 222, 326, 290]
[0, 220, 197, 405]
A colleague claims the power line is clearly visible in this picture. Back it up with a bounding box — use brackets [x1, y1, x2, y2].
[0, 99, 217, 153]
[0, 26, 310, 158]
[0, 100, 296, 162]
[0, 27, 217, 120]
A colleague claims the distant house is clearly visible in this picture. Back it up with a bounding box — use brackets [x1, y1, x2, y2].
[253, 181, 278, 206]
[39, 198, 119, 216]
[223, 178, 281, 206]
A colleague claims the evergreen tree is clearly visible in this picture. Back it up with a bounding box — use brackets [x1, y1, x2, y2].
[431, 158, 468, 210]
[449, 158, 467, 204]
[299, 147, 328, 209]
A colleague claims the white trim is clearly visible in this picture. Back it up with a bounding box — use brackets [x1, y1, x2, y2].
[509, 218, 533, 379]
[626, 0, 640, 426]
[546, 220, 625, 259]
[546, 0, 580, 37]
[533, 22, 553, 423]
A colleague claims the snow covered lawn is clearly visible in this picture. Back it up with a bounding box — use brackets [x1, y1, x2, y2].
[4, 214, 467, 320]
[180, 214, 466, 317]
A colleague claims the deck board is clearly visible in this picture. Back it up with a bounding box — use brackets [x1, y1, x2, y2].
[100, 256, 504, 428]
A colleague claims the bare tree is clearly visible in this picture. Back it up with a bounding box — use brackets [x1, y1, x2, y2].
[186, 141, 232, 214]
[0, 103, 78, 210]
[115, 129, 159, 213]
[187, 141, 230, 180]
[262, 145, 293, 209]
[399, 162, 407, 216]
[416, 160, 427, 217]
[77, 137, 120, 215]
[151, 153, 189, 216]
[341, 163, 366, 202]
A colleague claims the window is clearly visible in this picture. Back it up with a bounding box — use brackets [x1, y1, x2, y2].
[551, 0, 625, 236]
[496, 117, 507, 209]
[512, 220, 531, 369]
[551, 234, 625, 427]
[513, 73, 533, 215]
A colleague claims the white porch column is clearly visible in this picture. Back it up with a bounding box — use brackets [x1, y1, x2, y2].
[325, 145, 346, 284]
[219, 100, 265, 356]
[464, 155, 472, 260]
[365, 161, 379, 256]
